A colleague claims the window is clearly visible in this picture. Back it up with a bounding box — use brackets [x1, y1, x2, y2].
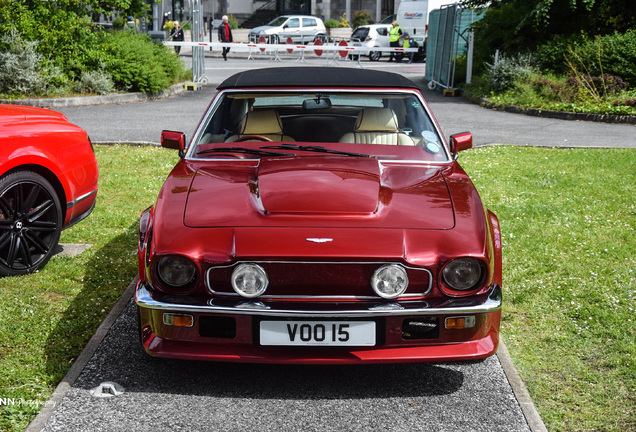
[286, 18, 300, 28]
[302, 18, 317, 27]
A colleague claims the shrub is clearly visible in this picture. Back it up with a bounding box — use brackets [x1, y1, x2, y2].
[98, 31, 186, 94]
[484, 53, 536, 92]
[228, 14, 239, 30]
[352, 10, 373, 28]
[112, 16, 126, 29]
[324, 19, 339, 29]
[76, 69, 115, 95]
[338, 13, 351, 28]
[537, 31, 636, 88]
[613, 98, 636, 108]
[0, 30, 46, 96]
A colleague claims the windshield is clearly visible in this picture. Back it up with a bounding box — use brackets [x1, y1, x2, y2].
[191, 90, 450, 162]
[267, 16, 290, 26]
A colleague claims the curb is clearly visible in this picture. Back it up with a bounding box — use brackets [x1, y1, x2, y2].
[0, 83, 186, 108]
[497, 340, 548, 432]
[479, 98, 636, 125]
[25, 278, 137, 432]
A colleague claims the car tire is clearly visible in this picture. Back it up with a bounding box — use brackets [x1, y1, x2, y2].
[369, 51, 381, 61]
[0, 171, 62, 276]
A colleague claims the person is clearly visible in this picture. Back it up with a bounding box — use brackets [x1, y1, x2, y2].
[125, 16, 138, 32]
[388, 20, 403, 62]
[402, 32, 419, 63]
[218, 15, 233, 61]
[172, 21, 184, 55]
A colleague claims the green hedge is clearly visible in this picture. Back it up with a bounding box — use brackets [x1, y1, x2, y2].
[98, 31, 185, 94]
[536, 30, 636, 86]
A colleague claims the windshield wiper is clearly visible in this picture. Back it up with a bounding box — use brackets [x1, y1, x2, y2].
[261, 144, 372, 158]
[197, 147, 292, 157]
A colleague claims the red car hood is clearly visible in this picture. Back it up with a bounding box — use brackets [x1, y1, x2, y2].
[0, 105, 68, 125]
[184, 156, 455, 230]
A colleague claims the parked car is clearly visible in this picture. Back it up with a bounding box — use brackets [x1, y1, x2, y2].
[136, 67, 502, 364]
[349, 24, 391, 61]
[249, 15, 327, 44]
[0, 105, 98, 276]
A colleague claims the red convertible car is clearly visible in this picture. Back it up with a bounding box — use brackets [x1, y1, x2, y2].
[136, 67, 502, 364]
[0, 105, 98, 276]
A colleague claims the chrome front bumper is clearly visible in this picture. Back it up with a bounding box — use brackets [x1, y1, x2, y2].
[135, 281, 502, 318]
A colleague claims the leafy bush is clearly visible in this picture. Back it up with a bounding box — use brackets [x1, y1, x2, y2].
[534, 33, 588, 73]
[228, 14, 239, 30]
[536, 31, 636, 87]
[76, 69, 115, 95]
[0, 30, 45, 96]
[338, 13, 351, 28]
[98, 31, 186, 94]
[484, 53, 536, 92]
[112, 16, 126, 29]
[324, 19, 339, 29]
[352, 10, 373, 28]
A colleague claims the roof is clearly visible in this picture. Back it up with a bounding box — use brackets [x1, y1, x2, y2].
[217, 67, 421, 91]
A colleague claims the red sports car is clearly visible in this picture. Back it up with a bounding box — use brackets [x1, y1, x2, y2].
[136, 67, 502, 364]
[0, 105, 98, 276]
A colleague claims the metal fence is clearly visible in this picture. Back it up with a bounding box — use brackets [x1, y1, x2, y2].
[425, 4, 484, 92]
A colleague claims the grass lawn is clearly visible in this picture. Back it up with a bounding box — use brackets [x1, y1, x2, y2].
[0, 145, 177, 431]
[0, 144, 634, 431]
[461, 146, 635, 431]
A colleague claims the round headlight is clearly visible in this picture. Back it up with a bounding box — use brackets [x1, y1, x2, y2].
[371, 264, 409, 299]
[442, 258, 483, 291]
[231, 263, 269, 298]
[157, 255, 196, 287]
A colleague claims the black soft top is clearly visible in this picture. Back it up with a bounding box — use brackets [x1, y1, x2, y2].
[217, 67, 421, 90]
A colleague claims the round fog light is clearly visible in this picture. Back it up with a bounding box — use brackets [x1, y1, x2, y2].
[231, 263, 269, 298]
[371, 264, 409, 299]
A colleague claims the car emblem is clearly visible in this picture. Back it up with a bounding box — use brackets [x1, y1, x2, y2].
[306, 238, 333, 243]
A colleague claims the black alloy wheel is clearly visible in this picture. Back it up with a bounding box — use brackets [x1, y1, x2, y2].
[0, 171, 63, 276]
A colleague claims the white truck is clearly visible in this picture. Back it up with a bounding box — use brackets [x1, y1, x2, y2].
[395, 0, 459, 47]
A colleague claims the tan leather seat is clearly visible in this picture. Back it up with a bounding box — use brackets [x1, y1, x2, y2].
[338, 108, 414, 145]
[226, 110, 295, 142]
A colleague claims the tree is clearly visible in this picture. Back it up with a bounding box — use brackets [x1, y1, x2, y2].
[462, 0, 636, 49]
[461, 0, 636, 74]
[0, 0, 148, 79]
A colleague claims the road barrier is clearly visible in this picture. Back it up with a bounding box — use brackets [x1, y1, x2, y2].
[163, 40, 417, 65]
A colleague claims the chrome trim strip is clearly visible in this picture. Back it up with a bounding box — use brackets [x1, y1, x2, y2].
[136, 283, 502, 318]
[205, 260, 433, 299]
[66, 189, 97, 209]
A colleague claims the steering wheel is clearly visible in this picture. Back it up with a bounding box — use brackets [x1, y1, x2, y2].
[234, 135, 273, 142]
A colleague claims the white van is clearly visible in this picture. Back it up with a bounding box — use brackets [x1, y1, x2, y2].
[396, 0, 459, 46]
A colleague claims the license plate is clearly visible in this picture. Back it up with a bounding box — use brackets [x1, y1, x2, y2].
[260, 321, 376, 346]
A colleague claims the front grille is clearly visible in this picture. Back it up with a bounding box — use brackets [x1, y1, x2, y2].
[207, 261, 432, 299]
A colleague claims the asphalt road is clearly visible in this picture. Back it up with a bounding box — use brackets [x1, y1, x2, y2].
[33, 53, 624, 431]
[56, 54, 636, 148]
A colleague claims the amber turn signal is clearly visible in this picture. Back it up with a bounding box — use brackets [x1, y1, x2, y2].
[444, 315, 476, 329]
[163, 313, 194, 327]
